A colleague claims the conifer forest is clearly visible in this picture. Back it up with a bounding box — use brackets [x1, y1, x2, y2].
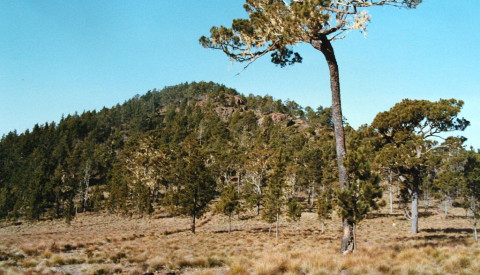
[1, 1, 480, 274]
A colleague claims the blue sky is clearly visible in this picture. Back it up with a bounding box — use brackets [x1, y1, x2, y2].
[1, 1, 479, 148]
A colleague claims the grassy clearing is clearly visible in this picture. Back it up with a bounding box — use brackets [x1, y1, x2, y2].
[0, 204, 479, 274]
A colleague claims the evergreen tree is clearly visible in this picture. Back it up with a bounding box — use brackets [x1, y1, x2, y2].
[317, 188, 333, 233]
[460, 149, 480, 242]
[201, 0, 422, 253]
[216, 184, 241, 233]
[262, 156, 285, 242]
[373, 99, 469, 233]
[174, 135, 216, 233]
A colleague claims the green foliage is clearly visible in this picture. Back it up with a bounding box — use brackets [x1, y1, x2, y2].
[4, 80, 474, 236]
[334, 126, 383, 225]
[107, 163, 130, 214]
[262, 154, 285, 224]
[461, 150, 480, 215]
[373, 99, 469, 197]
[216, 184, 241, 218]
[287, 198, 302, 222]
[317, 188, 333, 222]
[173, 135, 217, 225]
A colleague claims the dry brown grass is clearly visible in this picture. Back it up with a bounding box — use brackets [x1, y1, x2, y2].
[0, 204, 479, 274]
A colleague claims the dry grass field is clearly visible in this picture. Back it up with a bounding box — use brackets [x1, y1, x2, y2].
[1, 203, 479, 275]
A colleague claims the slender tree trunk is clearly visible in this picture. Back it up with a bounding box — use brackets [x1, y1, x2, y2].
[444, 196, 449, 219]
[411, 187, 419, 234]
[389, 183, 393, 214]
[425, 197, 429, 213]
[191, 215, 196, 233]
[307, 187, 311, 206]
[353, 223, 357, 252]
[474, 213, 478, 242]
[311, 184, 315, 207]
[473, 198, 478, 242]
[397, 180, 402, 210]
[256, 183, 262, 216]
[228, 214, 232, 234]
[276, 212, 279, 243]
[312, 35, 352, 253]
[237, 173, 241, 193]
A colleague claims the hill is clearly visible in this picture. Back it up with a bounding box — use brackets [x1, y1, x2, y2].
[0, 81, 336, 222]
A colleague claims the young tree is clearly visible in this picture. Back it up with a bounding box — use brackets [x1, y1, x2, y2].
[262, 155, 286, 242]
[216, 184, 242, 233]
[175, 135, 217, 233]
[373, 99, 469, 234]
[244, 148, 273, 215]
[317, 188, 333, 233]
[201, 0, 421, 253]
[433, 143, 464, 219]
[461, 149, 480, 242]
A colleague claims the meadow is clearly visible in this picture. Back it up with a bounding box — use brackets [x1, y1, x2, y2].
[1, 201, 479, 275]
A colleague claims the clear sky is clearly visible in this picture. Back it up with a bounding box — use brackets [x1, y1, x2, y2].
[1, 1, 479, 148]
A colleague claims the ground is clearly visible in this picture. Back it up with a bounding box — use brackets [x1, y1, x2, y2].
[0, 202, 479, 275]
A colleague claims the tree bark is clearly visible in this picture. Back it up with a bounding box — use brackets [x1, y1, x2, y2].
[474, 213, 478, 242]
[276, 212, 279, 243]
[444, 196, 449, 219]
[312, 35, 352, 253]
[473, 197, 478, 242]
[191, 215, 196, 233]
[389, 183, 393, 214]
[411, 187, 419, 234]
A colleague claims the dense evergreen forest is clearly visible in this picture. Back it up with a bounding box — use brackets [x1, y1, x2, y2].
[0, 82, 479, 238]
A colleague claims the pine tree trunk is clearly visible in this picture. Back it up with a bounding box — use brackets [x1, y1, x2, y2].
[276, 212, 279, 243]
[473, 212, 478, 242]
[411, 187, 419, 234]
[311, 184, 315, 207]
[307, 188, 311, 206]
[312, 35, 352, 254]
[238, 173, 241, 193]
[191, 215, 196, 233]
[353, 223, 357, 252]
[473, 198, 478, 242]
[397, 180, 402, 210]
[341, 219, 354, 253]
[444, 197, 449, 219]
[389, 183, 393, 214]
[425, 196, 429, 213]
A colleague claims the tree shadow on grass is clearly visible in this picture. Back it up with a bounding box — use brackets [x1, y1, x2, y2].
[423, 227, 473, 234]
[391, 230, 472, 248]
[368, 212, 405, 219]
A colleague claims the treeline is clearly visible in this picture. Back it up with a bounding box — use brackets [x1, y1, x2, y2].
[0, 82, 479, 241]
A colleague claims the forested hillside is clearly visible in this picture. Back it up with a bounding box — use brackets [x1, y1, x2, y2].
[0, 82, 340, 224]
[0, 82, 478, 242]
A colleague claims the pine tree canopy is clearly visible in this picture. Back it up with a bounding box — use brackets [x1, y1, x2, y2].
[200, 0, 421, 68]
